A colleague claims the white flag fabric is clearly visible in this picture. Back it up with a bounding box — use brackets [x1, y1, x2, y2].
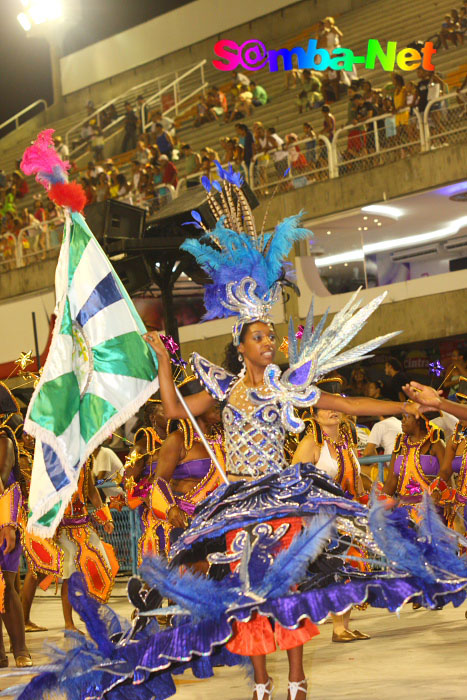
[26, 211, 159, 536]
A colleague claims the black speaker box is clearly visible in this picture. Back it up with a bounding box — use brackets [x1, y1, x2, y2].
[84, 199, 146, 242]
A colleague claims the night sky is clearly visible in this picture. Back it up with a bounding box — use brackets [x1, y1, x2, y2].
[0, 0, 194, 123]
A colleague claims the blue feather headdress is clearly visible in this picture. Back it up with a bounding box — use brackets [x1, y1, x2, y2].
[181, 162, 312, 344]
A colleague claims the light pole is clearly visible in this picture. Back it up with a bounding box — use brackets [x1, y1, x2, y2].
[16, 0, 66, 107]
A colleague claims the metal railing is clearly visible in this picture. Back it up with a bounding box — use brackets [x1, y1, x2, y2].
[65, 64, 198, 152]
[130, 183, 176, 215]
[423, 88, 467, 151]
[248, 135, 333, 195]
[0, 99, 47, 139]
[66, 61, 208, 158]
[332, 109, 425, 177]
[0, 217, 64, 270]
[142, 60, 208, 132]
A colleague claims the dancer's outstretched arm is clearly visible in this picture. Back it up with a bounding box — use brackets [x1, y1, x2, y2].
[144, 331, 214, 419]
[403, 381, 467, 421]
[317, 391, 419, 418]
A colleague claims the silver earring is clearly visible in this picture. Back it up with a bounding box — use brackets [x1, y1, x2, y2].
[237, 352, 246, 378]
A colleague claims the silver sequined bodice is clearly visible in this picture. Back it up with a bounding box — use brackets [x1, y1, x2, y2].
[223, 378, 287, 477]
[190, 353, 287, 478]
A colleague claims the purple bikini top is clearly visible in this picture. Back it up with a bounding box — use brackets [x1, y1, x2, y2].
[172, 458, 211, 481]
[452, 456, 463, 474]
[394, 453, 440, 477]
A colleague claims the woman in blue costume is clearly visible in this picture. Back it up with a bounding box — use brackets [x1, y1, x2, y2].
[13, 166, 467, 700]
[141, 164, 467, 699]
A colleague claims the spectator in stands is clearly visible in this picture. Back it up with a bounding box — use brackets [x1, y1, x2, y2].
[314, 20, 328, 71]
[194, 96, 211, 127]
[229, 85, 254, 121]
[321, 67, 340, 103]
[54, 136, 69, 160]
[32, 196, 46, 222]
[46, 201, 59, 220]
[200, 156, 213, 179]
[250, 81, 268, 107]
[115, 173, 130, 200]
[200, 146, 220, 165]
[122, 102, 138, 152]
[384, 357, 409, 402]
[440, 12, 463, 49]
[150, 109, 175, 137]
[252, 122, 270, 191]
[0, 170, 6, 189]
[391, 73, 409, 148]
[220, 137, 241, 168]
[405, 81, 419, 145]
[153, 123, 174, 159]
[181, 144, 201, 187]
[95, 172, 110, 202]
[266, 126, 289, 179]
[285, 133, 308, 173]
[12, 171, 28, 199]
[323, 16, 343, 54]
[87, 161, 104, 180]
[354, 93, 378, 152]
[235, 123, 254, 170]
[81, 178, 96, 206]
[362, 404, 402, 461]
[91, 128, 105, 162]
[109, 171, 120, 199]
[302, 122, 318, 165]
[320, 105, 336, 142]
[135, 140, 151, 166]
[348, 366, 369, 397]
[80, 121, 94, 148]
[158, 154, 178, 189]
[231, 70, 250, 96]
[207, 86, 228, 121]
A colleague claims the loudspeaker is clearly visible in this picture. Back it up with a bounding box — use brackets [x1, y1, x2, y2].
[111, 255, 152, 294]
[84, 199, 146, 242]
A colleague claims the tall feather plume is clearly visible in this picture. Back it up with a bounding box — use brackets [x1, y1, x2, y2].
[140, 556, 237, 621]
[257, 514, 336, 598]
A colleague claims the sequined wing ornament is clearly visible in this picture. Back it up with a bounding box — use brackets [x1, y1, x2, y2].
[180, 162, 312, 344]
[250, 289, 401, 433]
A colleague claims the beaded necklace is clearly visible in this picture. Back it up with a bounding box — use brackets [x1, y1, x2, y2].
[322, 425, 360, 496]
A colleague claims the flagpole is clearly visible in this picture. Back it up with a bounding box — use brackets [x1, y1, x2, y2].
[174, 385, 229, 485]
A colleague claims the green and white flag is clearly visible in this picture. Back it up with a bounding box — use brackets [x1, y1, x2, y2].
[26, 211, 159, 536]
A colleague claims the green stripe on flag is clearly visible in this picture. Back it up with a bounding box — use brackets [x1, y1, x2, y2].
[92, 332, 157, 380]
[80, 393, 118, 443]
[29, 372, 80, 435]
[68, 219, 91, 284]
[34, 501, 62, 527]
[60, 297, 73, 336]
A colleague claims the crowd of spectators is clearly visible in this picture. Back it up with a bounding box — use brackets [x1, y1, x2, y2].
[1, 6, 466, 270]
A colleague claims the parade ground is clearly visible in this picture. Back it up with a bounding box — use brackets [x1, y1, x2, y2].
[1, 580, 467, 700]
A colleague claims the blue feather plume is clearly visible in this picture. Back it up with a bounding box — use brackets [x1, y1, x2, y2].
[140, 556, 237, 620]
[368, 499, 434, 582]
[180, 213, 312, 321]
[257, 514, 335, 598]
[417, 495, 467, 579]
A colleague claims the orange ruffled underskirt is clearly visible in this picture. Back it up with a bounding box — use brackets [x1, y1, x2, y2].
[225, 517, 319, 656]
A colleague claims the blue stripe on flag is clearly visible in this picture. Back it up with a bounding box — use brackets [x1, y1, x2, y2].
[76, 272, 123, 327]
[42, 442, 70, 491]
